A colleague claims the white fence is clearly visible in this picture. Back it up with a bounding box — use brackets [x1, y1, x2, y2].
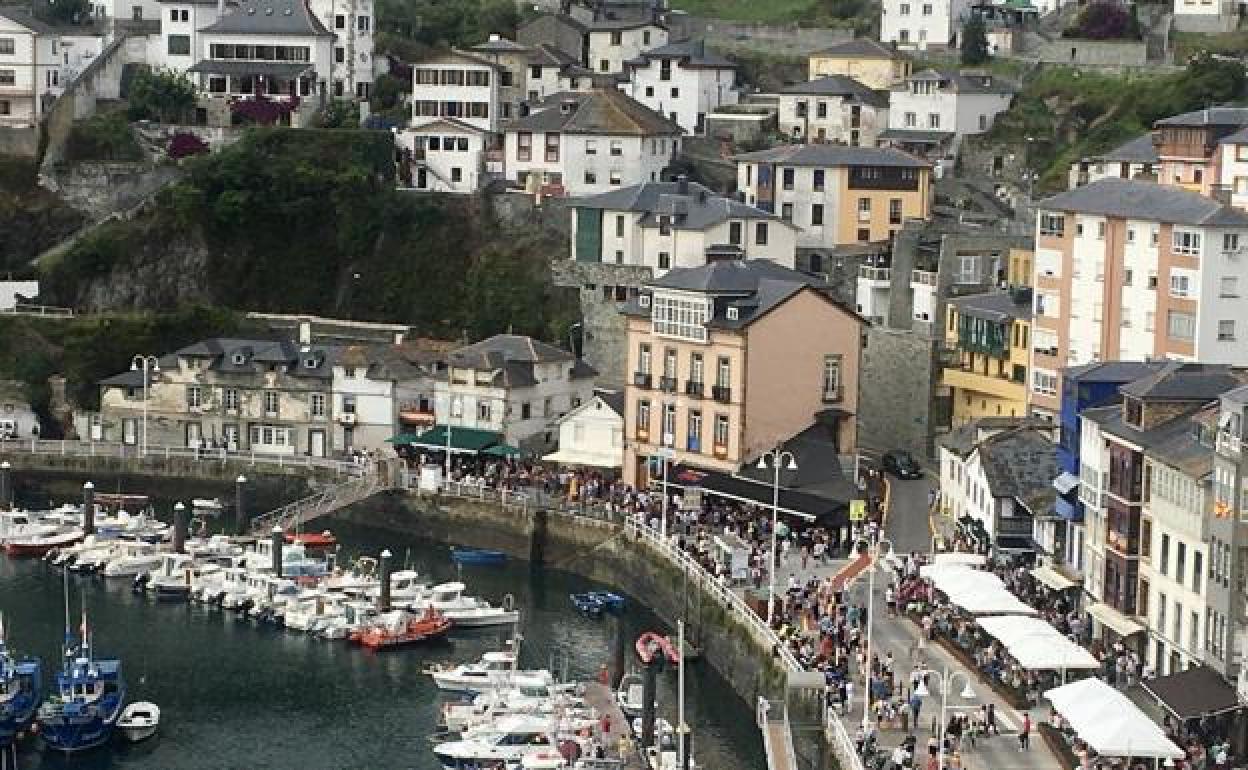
[0, 439, 366, 477]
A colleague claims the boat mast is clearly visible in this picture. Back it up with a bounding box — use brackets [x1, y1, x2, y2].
[677, 618, 686, 770]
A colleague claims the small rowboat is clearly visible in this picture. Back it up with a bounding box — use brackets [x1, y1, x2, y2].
[117, 702, 160, 743]
[450, 547, 506, 565]
[570, 591, 626, 618]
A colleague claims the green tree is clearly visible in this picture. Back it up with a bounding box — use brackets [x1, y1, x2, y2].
[961, 15, 990, 65]
[38, 0, 88, 24]
[127, 69, 198, 123]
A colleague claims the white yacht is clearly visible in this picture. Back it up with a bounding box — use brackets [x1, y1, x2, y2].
[283, 592, 348, 634]
[218, 567, 253, 609]
[51, 535, 114, 571]
[0, 510, 58, 545]
[242, 540, 328, 578]
[144, 554, 197, 600]
[184, 534, 242, 562]
[408, 582, 519, 628]
[430, 651, 554, 694]
[188, 563, 226, 602]
[323, 556, 379, 596]
[441, 683, 592, 733]
[431, 715, 574, 770]
[371, 570, 426, 602]
[246, 576, 300, 620]
[101, 542, 166, 578]
[318, 600, 377, 640]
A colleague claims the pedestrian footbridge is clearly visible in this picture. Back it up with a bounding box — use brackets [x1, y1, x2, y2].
[758, 698, 798, 770]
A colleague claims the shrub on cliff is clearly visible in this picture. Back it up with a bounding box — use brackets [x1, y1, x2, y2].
[167, 132, 209, 159]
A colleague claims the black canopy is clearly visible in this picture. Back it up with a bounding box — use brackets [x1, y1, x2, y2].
[1142, 666, 1243, 720]
[666, 464, 846, 525]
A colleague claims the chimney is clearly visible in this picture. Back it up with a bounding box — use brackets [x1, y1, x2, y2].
[298, 320, 312, 345]
[677, 174, 689, 195]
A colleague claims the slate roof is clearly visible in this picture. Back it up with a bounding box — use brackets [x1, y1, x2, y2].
[627, 39, 735, 69]
[572, 181, 782, 230]
[1063, 360, 1169, 385]
[1145, 405, 1215, 480]
[812, 38, 908, 60]
[528, 42, 581, 68]
[508, 89, 682, 136]
[1220, 125, 1248, 145]
[471, 36, 529, 53]
[733, 143, 928, 168]
[974, 426, 1058, 514]
[200, 0, 332, 36]
[947, 289, 1033, 323]
[585, 17, 665, 31]
[622, 259, 862, 330]
[447, 334, 592, 389]
[778, 75, 887, 107]
[1117, 362, 1247, 400]
[1093, 134, 1159, 164]
[1156, 107, 1248, 128]
[1039, 178, 1248, 227]
[0, 7, 57, 35]
[897, 68, 1016, 94]
[938, 417, 1051, 457]
[598, 389, 625, 415]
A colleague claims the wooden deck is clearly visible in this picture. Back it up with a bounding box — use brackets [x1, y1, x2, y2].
[582, 682, 648, 770]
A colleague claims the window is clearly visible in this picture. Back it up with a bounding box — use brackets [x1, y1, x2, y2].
[687, 410, 702, 451]
[224, 388, 239, 411]
[517, 132, 532, 162]
[1193, 551, 1202, 594]
[781, 203, 793, 221]
[922, 2, 932, 12]
[1168, 311, 1196, 341]
[857, 197, 871, 219]
[167, 34, 191, 55]
[310, 393, 325, 417]
[670, 87, 679, 98]
[585, 139, 597, 156]
[690, 353, 704, 386]
[609, 170, 622, 186]
[716, 357, 731, 388]
[477, 401, 491, 421]
[357, 15, 370, 31]
[811, 204, 824, 226]
[658, 252, 670, 269]
[1173, 229, 1202, 256]
[186, 385, 202, 408]
[335, 13, 345, 27]
[610, 30, 622, 45]
[729, 221, 742, 245]
[813, 169, 825, 191]
[264, 391, 280, 415]
[335, 47, 345, 63]
[928, 113, 940, 129]
[544, 133, 560, 163]
[1219, 320, 1236, 341]
[888, 198, 903, 225]
[652, 294, 710, 342]
[904, 111, 916, 128]
[0, 100, 8, 116]
[639, 343, 651, 374]
[0, 39, 12, 55]
[1225, 233, 1240, 253]
[643, 29, 651, 44]
[1032, 369, 1058, 397]
[857, 228, 870, 242]
[1039, 213, 1065, 236]
[782, 168, 794, 190]
[823, 354, 841, 400]
[451, 168, 462, 183]
[714, 414, 729, 446]
[610, 139, 622, 156]
[661, 404, 676, 444]
[1169, 274, 1192, 298]
[900, 2, 910, 12]
[636, 400, 650, 432]
[1221, 276, 1239, 297]
[584, 170, 597, 185]
[751, 221, 768, 246]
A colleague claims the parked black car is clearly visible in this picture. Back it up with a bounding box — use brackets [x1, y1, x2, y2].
[881, 450, 923, 480]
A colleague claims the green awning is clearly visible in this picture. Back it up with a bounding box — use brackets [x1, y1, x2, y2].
[389, 425, 503, 454]
[483, 443, 520, 457]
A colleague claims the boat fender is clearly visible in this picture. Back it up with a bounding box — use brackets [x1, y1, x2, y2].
[503, 594, 515, 612]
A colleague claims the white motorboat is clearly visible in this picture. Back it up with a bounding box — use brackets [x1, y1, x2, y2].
[0, 510, 59, 546]
[5, 528, 84, 558]
[318, 600, 377, 640]
[184, 534, 242, 562]
[247, 576, 300, 622]
[323, 556, 379, 596]
[373, 570, 426, 601]
[144, 554, 197, 600]
[217, 567, 253, 609]
[283, 592, 349, 634]
[441, 683, 591, 733]
[242, 539, 328, 578]
[188, 563, 226, 602]
[51, 535, 115, 571]
[431, 714, 579, 770]
[617, 672, 644, 718]
[407, 582, 519, 628]
[191, 498, 223, 517]
[117, 701, 160, 743]
[102, 542, 166, 578]
[429, 650, 555, 694]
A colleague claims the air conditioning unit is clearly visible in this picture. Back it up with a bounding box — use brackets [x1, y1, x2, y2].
[339, 413, 357, 425]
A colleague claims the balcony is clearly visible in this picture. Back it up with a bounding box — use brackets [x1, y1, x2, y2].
[636, 427, 649, 441]
[659, 376, 678, 393]
[858, 266, 891, 286]
[822, 385, 843, 404]
[939, 366, 1027, 402]
[633, 372, 652, 389]
[711, 385, 732, 403]
[684, 381, 704, 398]
[713, 443, 728, 459]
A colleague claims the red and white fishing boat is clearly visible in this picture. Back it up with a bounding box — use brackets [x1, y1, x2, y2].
[350, 607, 451, 649]
[6, 530, 84, 558]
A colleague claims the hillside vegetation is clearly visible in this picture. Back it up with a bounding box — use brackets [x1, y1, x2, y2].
[40, 128, 577, 345]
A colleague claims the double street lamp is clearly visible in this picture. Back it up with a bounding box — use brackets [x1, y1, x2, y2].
[129, 354, 160, 456]
[756, 447, 797, 627]
[913, 666, 978, 770]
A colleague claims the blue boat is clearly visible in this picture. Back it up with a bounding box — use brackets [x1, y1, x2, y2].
[37, 618, 126, 753]
[586, 591, 626, 613]
[0, 618, 42, 748]
[570, 593, 604, 618]
[449, 547, 507, 565]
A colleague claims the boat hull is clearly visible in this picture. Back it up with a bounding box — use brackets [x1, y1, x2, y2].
[449, 548, 506, 565]
[38, 716, 116, 753]
[120, 725, 158, 743]
[6, 534, 84, 558]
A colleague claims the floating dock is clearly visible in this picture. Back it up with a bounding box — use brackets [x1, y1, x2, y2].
[582, 682, 648, 770]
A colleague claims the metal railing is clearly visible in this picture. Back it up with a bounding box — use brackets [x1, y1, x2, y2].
[406, 475, 531, 514]
[250, 473, 392, 534]
[824, 706, 865, 770]
[1, 439, 367, 477]
[758, 697, 801, 770]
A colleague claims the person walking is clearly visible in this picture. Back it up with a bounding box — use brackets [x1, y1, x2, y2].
[1018, 712, 1031, 751]
[986, 703, 999, 736]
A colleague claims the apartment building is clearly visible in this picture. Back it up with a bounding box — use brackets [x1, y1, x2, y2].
[886, 69, 1014, 137]
[806, 38, 912, 91]
[1078, 364, 1246, 654]
[774, 75, 889, 146]
[468, 34, 529, 122]
[0, 9, 64, 128]
[621, 39, 739, 135]
[569, 177, 797, 275]
[940, 287, 1033, 427]
[502, 89, 682, 197]
[1209, 384, 1248, 685]
[735, 144, 932, 250]
[410, 49, 501, 133]
[937, 418, 1057, 553]
[1030, 177, 1248, 418]
[880, 0, 973, 49]
[620, 259, 862, 487]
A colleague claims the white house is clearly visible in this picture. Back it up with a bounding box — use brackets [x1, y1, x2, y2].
[502, 88, 682, 197]
[621, 39, 738, 135]
[1218, 126, 1248, 210]
[543, 391, 624, 468]
[775, 75, 888, 146]
[569, 177, 798, 274]
[881, 0, 973, 48]
[0, 9, 63, 128]
[525, 43, 595, 103]
[308, 0, 374, 99]
[585, 18, 666, 75]
[1068, 134, 1158, 190]
[158, 0, 222, 76]
[397, 118, 491, 193]
[887, 68, 1014, 136]
[411, 48, 500, 132]
[188, 0, 335, 126]
[435, 334, 598, 453]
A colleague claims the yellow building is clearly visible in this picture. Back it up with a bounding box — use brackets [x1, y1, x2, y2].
[941, 249, 1034, 426]
[807, 39, 912, 91]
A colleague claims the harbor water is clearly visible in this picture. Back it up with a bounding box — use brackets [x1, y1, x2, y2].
[0, 518, 765, 770]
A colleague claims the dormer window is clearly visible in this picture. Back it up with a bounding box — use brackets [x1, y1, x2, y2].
[1124, 397, 1143, 428]
[640, 295, 651, 308]
[726, 307, 739, 321]
[232, 353, 246, 365]
[304, 357, 319, 369]
[652, 292, 710, 342]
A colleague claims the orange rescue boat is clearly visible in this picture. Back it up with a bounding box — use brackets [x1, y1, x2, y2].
[351, 607, 452, 649]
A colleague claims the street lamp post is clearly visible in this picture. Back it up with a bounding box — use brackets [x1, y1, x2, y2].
[913, 667, 977, 770]
[756, 447, 797, 627]
[860, 535, 894, 731]
[130, 355, 160, 457]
